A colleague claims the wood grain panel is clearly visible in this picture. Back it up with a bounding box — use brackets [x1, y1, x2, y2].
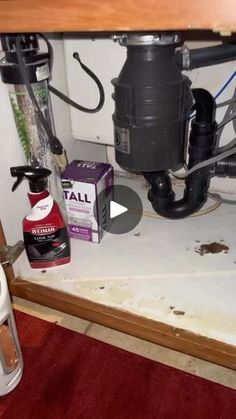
[0, 220, 15, 283]
[9, 276, 236, 370]
[0, 0, 235, 33]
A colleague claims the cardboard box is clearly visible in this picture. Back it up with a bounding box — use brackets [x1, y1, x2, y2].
[61, 160, 113, 243]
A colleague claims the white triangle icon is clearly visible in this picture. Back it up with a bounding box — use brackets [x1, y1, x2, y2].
[110, 200, 128, 219]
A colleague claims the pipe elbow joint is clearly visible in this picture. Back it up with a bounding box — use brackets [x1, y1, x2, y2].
[148, 191, 207, 219]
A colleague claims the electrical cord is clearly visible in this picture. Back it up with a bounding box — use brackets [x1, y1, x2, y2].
[188, 84, 236, 174]
[179, 144, 236, 177]
[39, 34, 105, 113]
[217, 113, 236, 130]
[49, 53, 105, 113]
[171, 144, 236, 179]
[217, 98, 236, 108]
[217, 137, 236, 152]
[214, 69, 236, 100]
[221, 197, 236, 205]
[216, 89, 236, 148]
[176, 84, 236, 178]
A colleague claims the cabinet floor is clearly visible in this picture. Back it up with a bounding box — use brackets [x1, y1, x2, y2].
[14, 174, 236, 346]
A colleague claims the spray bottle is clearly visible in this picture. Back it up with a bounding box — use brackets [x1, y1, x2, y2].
[10, 166, 70, 269]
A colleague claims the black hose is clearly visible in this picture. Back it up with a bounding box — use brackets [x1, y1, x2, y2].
[39, 34, 105, 113]
[188, 44, 236, 70]
[49, 52, 105, 113]
[144, 89, 217, 219]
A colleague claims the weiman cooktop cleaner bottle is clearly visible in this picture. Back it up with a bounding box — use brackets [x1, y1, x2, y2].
[10, 166, 70, 269]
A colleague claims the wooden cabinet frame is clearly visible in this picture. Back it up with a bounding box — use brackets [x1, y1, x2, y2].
[0, 1, 236, 33]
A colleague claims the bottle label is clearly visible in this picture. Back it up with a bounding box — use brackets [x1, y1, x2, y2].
[36, 63, 50, 82]
[26, 196, 54, 221]
[24, 226, 70, 263]
[114, 126, 130, 154]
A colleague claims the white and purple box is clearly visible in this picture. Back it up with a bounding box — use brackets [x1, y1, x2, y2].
[61, 160, 113, 243]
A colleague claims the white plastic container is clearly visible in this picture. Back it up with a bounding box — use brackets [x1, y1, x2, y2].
[0, 264, 23, 395]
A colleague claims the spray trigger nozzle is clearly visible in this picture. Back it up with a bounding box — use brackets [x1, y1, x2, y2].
[10, 166, 51, 193]
[11, 174, 24, 192]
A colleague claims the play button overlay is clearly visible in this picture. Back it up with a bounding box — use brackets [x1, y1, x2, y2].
[94, 185, 143, 234]
[110, 201, 128, 219]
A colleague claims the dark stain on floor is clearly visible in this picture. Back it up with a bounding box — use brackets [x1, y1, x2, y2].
[173, 310, 185, 316]
[195, 242, 229, 256]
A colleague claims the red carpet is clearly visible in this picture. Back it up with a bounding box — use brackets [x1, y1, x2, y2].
[0, 311, 236, 419]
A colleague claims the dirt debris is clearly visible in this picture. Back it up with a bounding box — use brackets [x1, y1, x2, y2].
[173, 310, 185, 316]
[195, 242, 229, 256]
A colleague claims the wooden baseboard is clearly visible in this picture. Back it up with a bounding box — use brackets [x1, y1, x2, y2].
[9, 275, 236, 371]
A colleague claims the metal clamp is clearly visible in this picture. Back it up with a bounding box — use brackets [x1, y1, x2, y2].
[0, 241, 24, 267]
[113, 33, 181, 47]
[180, 45, 191, 70]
